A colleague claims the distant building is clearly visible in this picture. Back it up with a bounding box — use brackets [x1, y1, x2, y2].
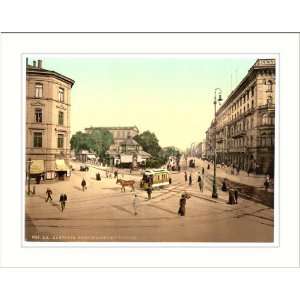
[85, 126, 139, 145]
[201, 140, 206, 159]
[205, 59, 275, 175]
[26, 59, 75, 180]
[85, 126, 151, 167]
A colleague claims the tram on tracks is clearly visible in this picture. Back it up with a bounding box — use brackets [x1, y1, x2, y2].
[140, 169, 170, 189]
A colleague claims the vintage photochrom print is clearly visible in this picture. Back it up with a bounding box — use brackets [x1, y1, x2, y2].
[24, 55, 276, 243]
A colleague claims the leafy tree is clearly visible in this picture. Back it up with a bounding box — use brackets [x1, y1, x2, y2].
[70, 131, 93, 153]
[133, 131, 161, 157]
[89, 128, 114, 158]
[70, 129, 113, 159]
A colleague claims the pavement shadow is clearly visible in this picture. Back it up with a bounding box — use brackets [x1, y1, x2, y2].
[111, 205, 134, 216]
[73, 186, 83, 192]
[49, 201, 62, 212]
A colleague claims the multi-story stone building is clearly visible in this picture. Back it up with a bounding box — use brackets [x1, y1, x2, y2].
[84, 126, 150, 167]
[26, 59, 75, 180]
[85, 126, 139, 145]
[205, 59, 275, 175]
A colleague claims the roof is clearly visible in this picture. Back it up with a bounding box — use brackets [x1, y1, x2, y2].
[121, 137, 139, 146]
[26, 65, 75, 87]
[143, 169, 169, 175]
[216, 58, 275, 117]
[85, 126, 139, 131]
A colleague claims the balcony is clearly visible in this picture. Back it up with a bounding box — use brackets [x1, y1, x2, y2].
[216, 136, 224, 143]
[231, 130, 246, 139]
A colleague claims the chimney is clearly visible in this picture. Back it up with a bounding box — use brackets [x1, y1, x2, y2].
[37, 60, 42, 68]
[33, 60, 36, 67]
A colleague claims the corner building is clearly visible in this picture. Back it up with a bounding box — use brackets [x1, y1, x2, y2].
[208, 59, 275, 175]
[26, 59, 75, 180]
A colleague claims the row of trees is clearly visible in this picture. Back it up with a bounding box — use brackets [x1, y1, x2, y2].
[70, 128, 182, 168]
[70, 128, 113, 162]
[133, 131, 181, 168]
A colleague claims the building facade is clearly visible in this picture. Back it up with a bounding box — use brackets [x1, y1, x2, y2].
[26, 59, 75, 180]
[85, 126, 150, 167]
[85, 126, 139, 145]
[205, 59, 275, 175]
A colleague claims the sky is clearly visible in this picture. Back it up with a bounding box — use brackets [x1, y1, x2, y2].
[29, 56, 257, 151]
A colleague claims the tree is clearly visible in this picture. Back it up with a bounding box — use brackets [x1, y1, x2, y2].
[70, 129, 113, 160]
[70, 131, 93, 153]
[133, 131, 161, 157]
[89, 128, 114, 158]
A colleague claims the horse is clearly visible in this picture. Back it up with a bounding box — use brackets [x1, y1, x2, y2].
[116, 178, 135, 192]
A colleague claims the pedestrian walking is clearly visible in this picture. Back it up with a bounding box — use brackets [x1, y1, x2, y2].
[81, 178, 87, 191]
[234, 189, 239, 204]
[207, 164, 210, 170]
[59, 193, 67, 212]
[202, 167, 205, 176]
[228, 189, 235, 205]
[178, 194, 186, 216]
[114, 170, 118, 178]
[184, 171, 188, 183]
[178, 193, 190, 216]
[45, 188, 53, 202]
[264, 174, 270, 191]
[189, 173, 192, 186]
[198, 175, 203, 192]
[133, 194, 138, 216]
[146, 185, 152, 200]
[236, 165, 240, 175]
[221, 178, 228, 192]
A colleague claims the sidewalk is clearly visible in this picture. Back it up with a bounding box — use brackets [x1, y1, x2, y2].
[185, 157, 271, 190]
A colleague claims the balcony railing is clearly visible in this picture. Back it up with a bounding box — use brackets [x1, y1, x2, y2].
[231, 130, 246, 139]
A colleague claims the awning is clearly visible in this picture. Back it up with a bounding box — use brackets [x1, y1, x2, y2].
[55, 159, 69, 172]
[87, 154, 96, 159]
[30, 160, 45, 174]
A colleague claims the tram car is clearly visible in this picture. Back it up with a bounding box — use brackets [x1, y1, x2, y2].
[140, 169, 170, 189]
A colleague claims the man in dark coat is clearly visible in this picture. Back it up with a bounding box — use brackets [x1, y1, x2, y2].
[59, 193, 67, 212]
[146, 185, 152, 200]
[178, 193, 190, 216]
[198, 175, 203, 192]
[234, 189, 239, 204]
[202, 167, 205, 176]
[81, 178, 87, 191]
[221, 179, 228, 192]
[189, 173, 192, 185]
[45, 188, 53, 202]
[178, 195, 186, 216]
[184, 171, 188, 183]
[228, 189, 235, 205]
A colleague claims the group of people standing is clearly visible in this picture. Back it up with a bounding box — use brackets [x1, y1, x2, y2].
[45, 188, 68, 212]
[184, 167, 205, 193]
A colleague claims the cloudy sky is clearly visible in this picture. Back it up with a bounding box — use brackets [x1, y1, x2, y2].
[28, 56, 257, 150]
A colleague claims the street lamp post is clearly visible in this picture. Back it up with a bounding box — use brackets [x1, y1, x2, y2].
[212, 88, 222, 198]
[27, 158, 32, 196]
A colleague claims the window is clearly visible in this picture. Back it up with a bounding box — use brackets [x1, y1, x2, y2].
[33, 132, 42, 148]
[267, 80, 273, 92]
[251, 100, 254, 108]
[57, 134, 64, 148]
[58, 111, 64, 125]
[262, 114, 268, 125]
[58, 87, 64, 102]
[35, 83, 43, 98]
[35, 108, 42, 123]
[251, 86, 254, 97]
